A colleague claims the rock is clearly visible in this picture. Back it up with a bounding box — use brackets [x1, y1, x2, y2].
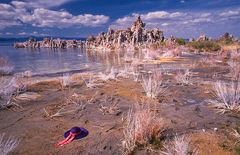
[14, 16, 165, 50]
[86, 16, 164, 50]
[198, 34, 208, 41]
[15, 37, 85, 49]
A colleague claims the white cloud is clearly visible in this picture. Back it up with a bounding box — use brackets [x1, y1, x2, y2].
[0, 1, 109, 30]
[180, 0, 185, 3]
[113, 11, 187, 29]
[219, 10, 240, 17]
[11, 0, 73, 9]
[143, 11, 169, 19]
[39, 33, 48, 36]
[111, 9, 240, 37]
[191, 18, 212, 23]
[161, 23, 169, 26]
[6, 32, 13, 35]
[19, 8, 109, 28]
[18, 32, 27, 35]
[0, 3, 26, 29]
[112, 9, 240, 30]
[0, 19, 21, 29]
[18, 31, 48, 36]
[200, 13, 212, 17]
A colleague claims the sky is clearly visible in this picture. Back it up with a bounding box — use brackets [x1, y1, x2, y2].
[0, 0, 239, 38]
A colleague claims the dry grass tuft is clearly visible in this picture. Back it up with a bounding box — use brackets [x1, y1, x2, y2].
[162, 135, 197, 155]
[231, 129, 240, 144]
[82, 75, 96, 88]
[227, 60, 240, 79]
[98, 67, 117, 81]
[0, 77, 25, 109]
[175, 69, 192, 85]
[122, 103, 163, 154]
[44, 91, 98, 118]
[0, 133, 20, 155]
[99, 95, 120, 115]
[44, 93, 83, 118]
[209, 77, 240, 113]
[60, 73, 73, 88]
[141, 71, 167, 98]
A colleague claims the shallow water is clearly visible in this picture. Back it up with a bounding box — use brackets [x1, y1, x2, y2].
[0, 41, 120, 76]
[0, 41, 199, 77]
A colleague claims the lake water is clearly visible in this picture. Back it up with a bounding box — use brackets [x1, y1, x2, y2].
[0, 41, 123, 76]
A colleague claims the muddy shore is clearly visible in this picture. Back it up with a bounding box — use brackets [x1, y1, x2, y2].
[0, 53, 240, 155]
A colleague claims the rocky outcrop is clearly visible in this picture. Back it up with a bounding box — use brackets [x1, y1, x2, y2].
[15, 16, 164, 50]
[14, 38, 85, 49]
[86, 16, 164, 49]
[197, 34, 208, 41]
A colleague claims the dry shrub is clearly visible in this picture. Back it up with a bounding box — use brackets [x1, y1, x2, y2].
[199, 55, 217, 66]
[0, 77, 25, 109]
[0, 57, 14, 75]
[209, 77, 240, 113]
[122, 103, 163, 154]
[141, 71, 167, 98]
[143, 50, 159, 60]
[134, 104, 162, 145]
[227, 60, 240, 79]
[230, 50, 240, 61]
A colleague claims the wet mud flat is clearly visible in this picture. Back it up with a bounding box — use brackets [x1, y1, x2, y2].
[0, 53, 239, 155]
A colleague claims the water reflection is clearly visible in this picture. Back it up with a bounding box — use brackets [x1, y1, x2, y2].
[0, 45, 129, 76]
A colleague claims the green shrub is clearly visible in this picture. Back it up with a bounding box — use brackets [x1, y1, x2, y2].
[218, 32, 234, 45]
[188, 40, 221, 52]
[159, 41, 167, 47]
[218, 38, 233, 45]
[176, 38, 186, 45]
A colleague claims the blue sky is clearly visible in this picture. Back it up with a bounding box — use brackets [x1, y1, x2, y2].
[0, 0, 239, 38]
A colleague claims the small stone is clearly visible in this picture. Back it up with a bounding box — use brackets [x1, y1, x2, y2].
[173, 99, 178, 102]
[194, 106, 201, 113]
